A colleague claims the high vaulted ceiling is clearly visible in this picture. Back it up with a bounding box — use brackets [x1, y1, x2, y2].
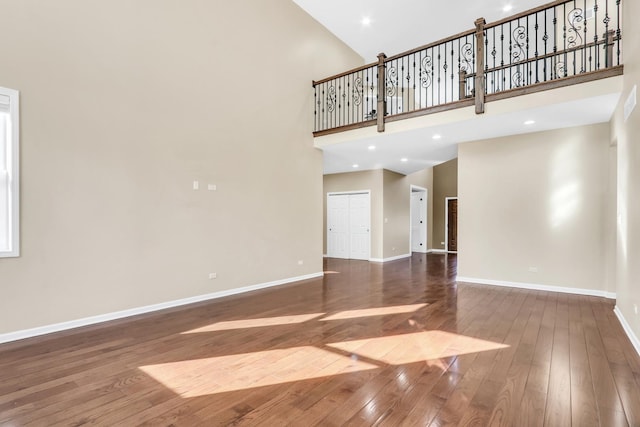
[292, 0, 546, 62]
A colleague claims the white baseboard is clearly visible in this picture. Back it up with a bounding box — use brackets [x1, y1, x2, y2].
[370, 253, 412, 263]
[0, 272, 324, 345]
[456, 276, 616, 299]
[614, 306, 640, 357]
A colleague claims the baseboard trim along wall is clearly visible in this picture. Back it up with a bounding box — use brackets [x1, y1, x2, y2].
[614, 306, 640, 357]
[456, 276, 616, 299]
[0, 272, 324, 345]
[370, 253, 412, 263]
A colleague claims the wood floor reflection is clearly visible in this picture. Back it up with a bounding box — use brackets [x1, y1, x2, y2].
[1, 253, 639, 426]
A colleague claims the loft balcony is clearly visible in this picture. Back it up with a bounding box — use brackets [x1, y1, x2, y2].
[312, 0, 623, 142]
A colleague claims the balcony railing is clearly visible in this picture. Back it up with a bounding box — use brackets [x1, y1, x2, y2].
[313, 0, 623, 136]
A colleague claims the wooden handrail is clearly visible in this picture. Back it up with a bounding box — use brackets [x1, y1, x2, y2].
[384, 28, 476, 63]
[312, 61, 377, 87]
[482, 36, 620, 76]
[484, 0, 567, 30]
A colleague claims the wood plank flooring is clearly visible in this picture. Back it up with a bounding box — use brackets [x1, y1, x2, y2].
[1, 253, 640, 426]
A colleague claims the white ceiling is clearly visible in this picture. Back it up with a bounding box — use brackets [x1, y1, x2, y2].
[322, 93, 621, 175]
[293, 0, 545, 62]
[292, 0, 622, 175]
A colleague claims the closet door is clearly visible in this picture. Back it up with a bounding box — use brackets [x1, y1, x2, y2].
[348, 193, 370, 260]
[327, 194, 349, 259]
[327, 193, 370, 260]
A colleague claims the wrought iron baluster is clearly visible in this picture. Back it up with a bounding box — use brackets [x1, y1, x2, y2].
[491, 27, 496, 93]
[449, 41, 453, 102]
[431, 47, 435, 107]
[437, 46, 441, 105]
[533, 12, 540, 83]
[527, 15, 531, 86]
[593, 0, 599, 70]
[616, 0, 621, 66]
[583, 0, 588, 73]
[563, 2, 567, 78]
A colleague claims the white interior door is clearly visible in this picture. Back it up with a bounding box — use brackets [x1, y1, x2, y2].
[327, 192, 370, 260]
[349, 193, 370, 260]
[327, 194, 349, 259]
[411, 190, 427, 253]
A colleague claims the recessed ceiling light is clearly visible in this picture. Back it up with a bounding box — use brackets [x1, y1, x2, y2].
[352, 164, 359, 168]
[524, 120, 535, 125]
[368, 145, 376, 150]
[361, 17, 371, 26]
[432, 134, 442, 140]
[503, 4, 513, 12]
[400, 158, 408, 162]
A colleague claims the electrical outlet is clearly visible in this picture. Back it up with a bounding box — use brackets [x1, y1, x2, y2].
[208, 184, 217, 191]
[529, 267, 538, 273]
[193, 180, 199, 190]
[298, 260, 304, 265]
[208, 273, 217, 279]
[440, 241, 445, 245]
[634, 304, 638, 315]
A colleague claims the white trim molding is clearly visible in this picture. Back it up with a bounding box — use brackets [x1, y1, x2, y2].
[0, 272, 324, 345]
[370, 253, 412, 263]
[614, 306, 640, 357]
[456, 276, 616, 299]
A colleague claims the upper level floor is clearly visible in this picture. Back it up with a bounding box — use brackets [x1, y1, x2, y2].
[312, 0, 623, 145]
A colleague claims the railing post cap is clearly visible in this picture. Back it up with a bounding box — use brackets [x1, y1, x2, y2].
[475, 17, 486, 27]
[377, 53, 387, 60]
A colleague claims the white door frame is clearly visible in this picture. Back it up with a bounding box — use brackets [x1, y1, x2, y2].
[410, 185, 428, 254]
[327, 190, 371, 260]
[445, 197, 458, 253]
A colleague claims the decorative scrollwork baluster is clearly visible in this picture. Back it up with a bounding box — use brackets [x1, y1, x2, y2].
[419, 56, 433, 88]
[567, 8, 584, 48]
[327, 85, 336, 113]
[555, 62, 566, 79]
[460, 42, 474, 73]
[386, 67, 397, 97]
[352, 77, 363, 107]
[511, 25, 526, 63]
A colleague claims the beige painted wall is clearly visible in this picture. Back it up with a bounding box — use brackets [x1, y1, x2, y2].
[0, 0, 363, 335]
[610, 0, 640, 340]
[323, 170, 384, 259]
[323, 167, 433, 260]
[458, 124, 610, 292]
[382, 170, 410, 258]
[433, 159, 458, 250]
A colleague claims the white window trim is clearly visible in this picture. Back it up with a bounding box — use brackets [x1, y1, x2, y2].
[0, 86, 19, 258]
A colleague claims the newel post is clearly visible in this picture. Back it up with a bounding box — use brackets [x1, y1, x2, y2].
[605, 29, 615, 68]
[377, 53, 387, 133]
[474, 18, 486, 114]
[459, 70, 468, 100]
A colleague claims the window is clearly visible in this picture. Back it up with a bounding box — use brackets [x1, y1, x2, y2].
[0, 87, 19, 257]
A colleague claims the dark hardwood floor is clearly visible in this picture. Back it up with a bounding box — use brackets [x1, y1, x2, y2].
[1, 253, 640, 426]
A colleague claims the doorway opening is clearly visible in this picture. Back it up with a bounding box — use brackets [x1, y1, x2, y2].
[410, 186, 428, 253]
[445, 197, 458, 253]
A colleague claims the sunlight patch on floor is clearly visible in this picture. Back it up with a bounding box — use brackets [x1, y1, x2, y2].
[140, 330, 507, 398]
[181, 313, 325, 334]
[320, 304, 427, 321]
[326, 331, 509, 365]
[139, 345, 379, 397]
